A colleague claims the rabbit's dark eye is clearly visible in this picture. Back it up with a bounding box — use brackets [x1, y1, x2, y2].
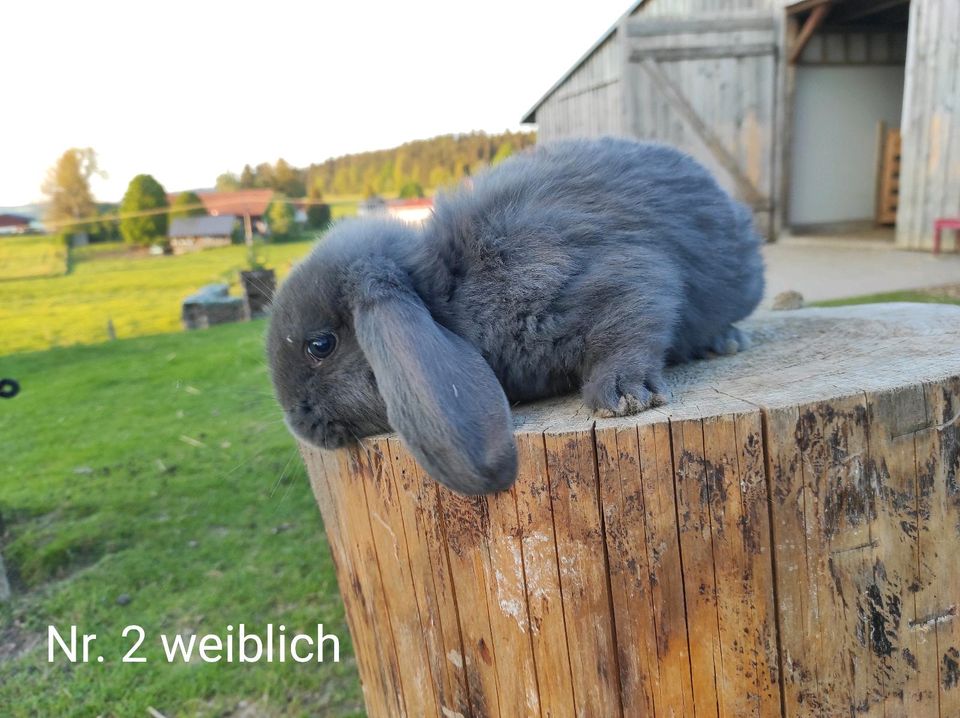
[305, 332, 337, 361]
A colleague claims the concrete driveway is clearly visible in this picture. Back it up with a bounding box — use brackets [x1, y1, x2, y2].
[761, 237, 960, 304]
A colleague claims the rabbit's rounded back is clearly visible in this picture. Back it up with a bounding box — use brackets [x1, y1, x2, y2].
[419, 138, 764, 388]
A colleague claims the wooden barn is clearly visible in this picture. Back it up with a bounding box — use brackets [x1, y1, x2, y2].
[522, 0, 959, 250]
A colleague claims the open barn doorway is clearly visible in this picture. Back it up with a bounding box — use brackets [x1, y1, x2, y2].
[784, 0, 911, 243]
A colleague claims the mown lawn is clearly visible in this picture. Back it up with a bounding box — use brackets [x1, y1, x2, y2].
[0, 238, 319, 356]
[329, 201, 358, 221]
[0, 235, 68, 281]
[0, 320, 363, 716]
[811, 287, 960, 307]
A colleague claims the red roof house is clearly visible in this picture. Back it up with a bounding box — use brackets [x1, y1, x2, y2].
[196, 190, 273, 219]
[387, 197, 434, 225]
[0, 213, 32, 234]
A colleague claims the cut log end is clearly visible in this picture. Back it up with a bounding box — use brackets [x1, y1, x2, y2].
[301, 304, 960, 718]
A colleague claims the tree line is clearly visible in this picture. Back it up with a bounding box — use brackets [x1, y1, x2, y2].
[40, 130, 536, 246]
[214, 129, 536, 199]
[41, 151, 330, 246]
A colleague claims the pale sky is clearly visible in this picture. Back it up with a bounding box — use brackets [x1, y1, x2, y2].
[0, 0, 631, 206]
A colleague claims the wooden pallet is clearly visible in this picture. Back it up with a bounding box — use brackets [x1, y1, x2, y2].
[876, 123, 901, 225]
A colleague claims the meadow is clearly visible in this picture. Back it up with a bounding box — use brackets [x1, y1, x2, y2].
[0, 234, 68, 281]
[0, 320, 363, 716]
[0, 237, 318, 356]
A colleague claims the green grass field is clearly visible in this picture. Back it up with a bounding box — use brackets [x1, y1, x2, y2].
[329, 200, 358, 220]
[0, 321, 363, 716]
[811, 288, 960, 307]
[0, 235, 68, 281]
[0, 238, 319, 356]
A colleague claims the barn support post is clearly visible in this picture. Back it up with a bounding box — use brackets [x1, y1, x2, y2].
[896, 0, 960, 250]
[775, 12, 801, 241]
[300, 304, 960, 718]
[243, 213, 253, 247]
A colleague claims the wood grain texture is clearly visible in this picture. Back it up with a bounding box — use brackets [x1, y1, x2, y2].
[298, 304, 960, 717]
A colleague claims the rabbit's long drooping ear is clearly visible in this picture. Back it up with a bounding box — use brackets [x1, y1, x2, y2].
[348, 259, 517, 495]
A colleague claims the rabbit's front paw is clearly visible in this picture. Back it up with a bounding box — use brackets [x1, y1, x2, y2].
[706, 324, 749, 357]
[582, 366, 670, 418]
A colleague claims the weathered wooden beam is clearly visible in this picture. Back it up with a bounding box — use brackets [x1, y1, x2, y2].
[626, 14, 776, 36]
[630, 42, 777, 62]
[789, 3, 832, 64]
[637, 57, 766, 207]
[785, 0, 832, 15]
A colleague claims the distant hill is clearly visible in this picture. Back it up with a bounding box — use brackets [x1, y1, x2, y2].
[218, 129, 537, 198]
[0, 203, 43, 220]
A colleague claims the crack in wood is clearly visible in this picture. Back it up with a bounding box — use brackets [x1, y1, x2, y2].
[908, 605, 957, 632]
[830, 539, 880, 555]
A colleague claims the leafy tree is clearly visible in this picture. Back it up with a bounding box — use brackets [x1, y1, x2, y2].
[239, 164, 256, 188]
[119, 174, 169, 246]
[492, 141, 515, 165]
[306, 203, 331, 229]
[216, 172, 240, 191]
[253, 162, 274, 189]
[219, 130, 537, 199]
[87, 205, 121, 243]
[306, 203, 332, 230]
[274, 158, 305, 197]
[169, 191, 206, 220]
[265, 197, 295, 240]
[42, 148, 101, 235]
[428, 165, 452, 189]
[305, 184, 331, 230]
[398, 181, 425, 199]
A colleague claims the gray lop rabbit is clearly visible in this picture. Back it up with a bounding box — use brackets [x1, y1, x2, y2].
[267, 137, 764, 495]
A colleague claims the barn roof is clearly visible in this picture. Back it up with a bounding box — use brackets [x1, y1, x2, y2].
[0, 213, 31, 228]
[196, 189, 273, 217]
[168, 214, 236, 238]
[521, 0, 648, 124]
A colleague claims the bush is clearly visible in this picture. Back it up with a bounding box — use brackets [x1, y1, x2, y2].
[120, 175, 169, 246]
[306, 202, 332, 230]
[264, 198, 295, 240]
[86, 207, 122, 243]
[398, 181, 425, 199]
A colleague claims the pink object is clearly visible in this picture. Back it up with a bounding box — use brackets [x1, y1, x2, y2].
[933, 217, 960, 255]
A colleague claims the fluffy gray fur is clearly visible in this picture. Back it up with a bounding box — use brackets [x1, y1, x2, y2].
[267, 137, 765, 495]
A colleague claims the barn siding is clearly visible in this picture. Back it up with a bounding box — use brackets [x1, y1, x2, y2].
[637, 0, 771, 16]
[623, 23, 778, 196]
[534, 1, 787, 143]
[532, 0, 787, 235]
[531, 0, 958, 251]
[536, 34, 626, 143]
[897, 0, 960, 249]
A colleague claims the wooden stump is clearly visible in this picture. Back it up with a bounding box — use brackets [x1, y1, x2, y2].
[300, 304, 960, 718]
